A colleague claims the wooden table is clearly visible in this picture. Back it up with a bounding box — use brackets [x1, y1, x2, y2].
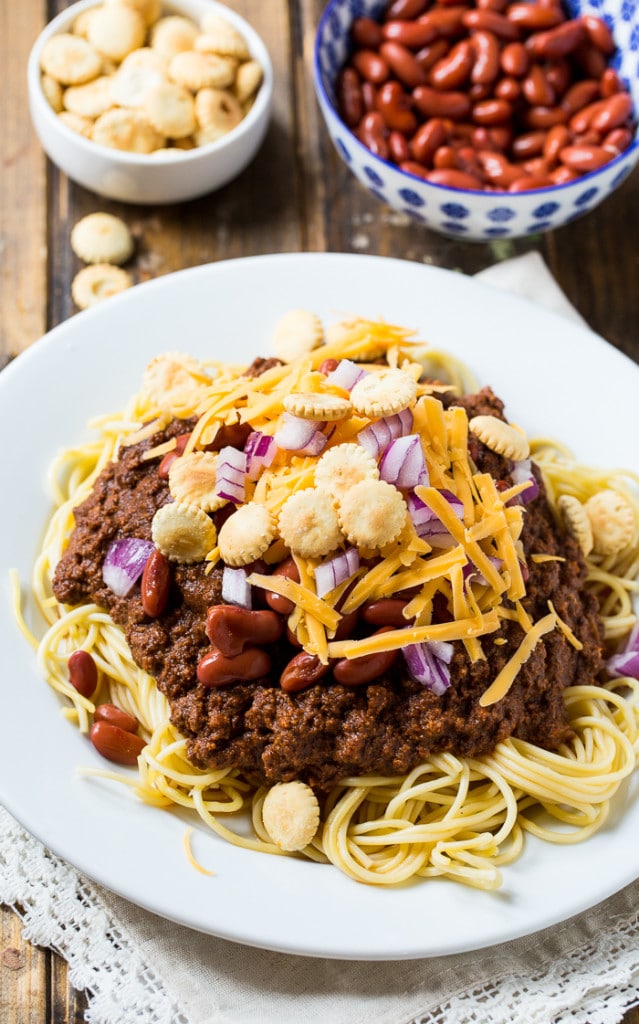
[2, 0, 639, 1019]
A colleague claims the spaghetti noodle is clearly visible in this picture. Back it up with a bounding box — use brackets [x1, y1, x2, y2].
[15, 317, 639, 890]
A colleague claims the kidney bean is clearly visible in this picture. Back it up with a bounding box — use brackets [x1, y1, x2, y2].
[319, 357, 339, 375]
[141, 548, 171, 618]
[576, 128, 604, 146]
[520, 155, 550, 175]
[206, 604, 283, 658]
[602, 126, 633, 154]
[528, 19, 586, 59]
[352, 16, 383, 49]
[549, 164, 580, 183]
[68, 649, 98, 699]
[415, 39, 450, 71]
[494, 76, 521, 102]
[389, 129, 412, 162]
[352, 49, 390, 84]
[471, 30, 500, 84]
[280, 652, 332, 693]
[600, 68, 622, 98]
[94, 703, 139, 733]
[357, 111, 390, 159]
[525, 104, 568, 128]
[581, 14, 615, 55]
[265, 558, 299, 615]
[507, 3, 564, 29]
[512, 129, 547, 158]
[544, 58, 571, 95]
[399, 159, 432, 177]
[508, 173, 553, 190]
[560, 79, 600, 115]
[337, 67, 364, 128]
[462, 9, 520, 39]
[559, 143, 614, 172]
[418, 6, 469, 38]
[197, 647, 271, 688]
[427, 167, 484, 188]
[333, 629, 399, 686]
[472, 98, 513, 124]
[543, 123, 571, 163]
[476, 149, 524, 186]
[455, 144, 487, 180]
[361, 80, 378, 111]
[413, 84, 471, 119]
[411, 117, 449, 164]
[361, 598, 411, 627]
[205, 422, 252, 453]
[469, 81, 492, 101]
[590, 92, 634, 133]
[522, 64, 555, 106]
[500, 41, 529, 76]
[385, 0, 429, 19]
[573, 41, 607, 78]
[376, 80, 418, 132]
[432, 144, 459, 168]
[174, 433, 192, 455]
[90, 721, 146, 766]
[286, 625, 303, 647]
[430, 39, 475, 89]
[383, 19, 438, 48]
[478, 0, 510, 10]
[380, 40, 429, 87]
[569, 98, 606, 133]
[158, 451, 178, 479]
[158, 433, 192, 478]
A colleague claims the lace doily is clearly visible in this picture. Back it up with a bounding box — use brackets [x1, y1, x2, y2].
[3, 801, 639, 1024]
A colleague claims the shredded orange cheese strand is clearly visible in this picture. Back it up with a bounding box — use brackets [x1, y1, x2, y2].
[479, 613, 557, 707]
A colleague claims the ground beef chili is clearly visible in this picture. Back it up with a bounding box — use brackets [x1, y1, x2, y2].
[52, 385, 604, 793]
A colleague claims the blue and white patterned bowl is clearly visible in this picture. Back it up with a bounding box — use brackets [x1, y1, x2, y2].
[313, 0, 639, 240]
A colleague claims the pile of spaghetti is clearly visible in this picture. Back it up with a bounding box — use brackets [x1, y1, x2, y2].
[14, 315, 639, 889]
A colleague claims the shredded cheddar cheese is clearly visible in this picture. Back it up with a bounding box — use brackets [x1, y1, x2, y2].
[479, 612, 557, 707]
[134, 317, 570, 710]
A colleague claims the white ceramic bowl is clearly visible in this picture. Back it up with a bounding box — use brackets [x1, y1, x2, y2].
[28, 0, 273, 204]
[313, 0, 639, 241]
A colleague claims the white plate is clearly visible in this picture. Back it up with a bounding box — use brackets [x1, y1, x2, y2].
[2, 253, 639, 961]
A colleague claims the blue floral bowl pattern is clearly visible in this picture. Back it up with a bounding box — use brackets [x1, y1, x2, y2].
[313, 0, 639, 240]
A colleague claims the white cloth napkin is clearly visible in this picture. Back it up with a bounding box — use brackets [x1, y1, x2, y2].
[2, 251, 639, 1024]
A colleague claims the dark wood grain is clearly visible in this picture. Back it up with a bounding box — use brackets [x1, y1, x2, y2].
[1, 0, 639, 1019]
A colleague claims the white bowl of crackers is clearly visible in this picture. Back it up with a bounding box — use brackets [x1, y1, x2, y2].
[27, 0, 273, 204]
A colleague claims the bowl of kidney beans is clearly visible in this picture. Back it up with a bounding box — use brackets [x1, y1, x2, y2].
[313, 0, 638, 239]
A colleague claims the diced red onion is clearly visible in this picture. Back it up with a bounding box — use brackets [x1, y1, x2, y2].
[299, 426, 330, 457]
[274, 413, 326, 453]
[221, 566, 252, 609]
[607, 622, 639, 678]
[215, 445, 247, 504]
[607, 650, 639, 679]
[244, 431, 277, 480]
[463, 556, 503, 587]
[357, 409, 414, 459]
[403, 642, 451, 696]
[315, 547, 360, 598]
[407, 489, 463, 540]
[427, 640, 454, 664]
[102, 537, 155, 597]
[510, 458, 539, 504]
[379, 434, 429, 490]
[326, 359, 368, 392]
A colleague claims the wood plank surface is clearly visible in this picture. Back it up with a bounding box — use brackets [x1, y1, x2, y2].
[1, 0, 639, 1020]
